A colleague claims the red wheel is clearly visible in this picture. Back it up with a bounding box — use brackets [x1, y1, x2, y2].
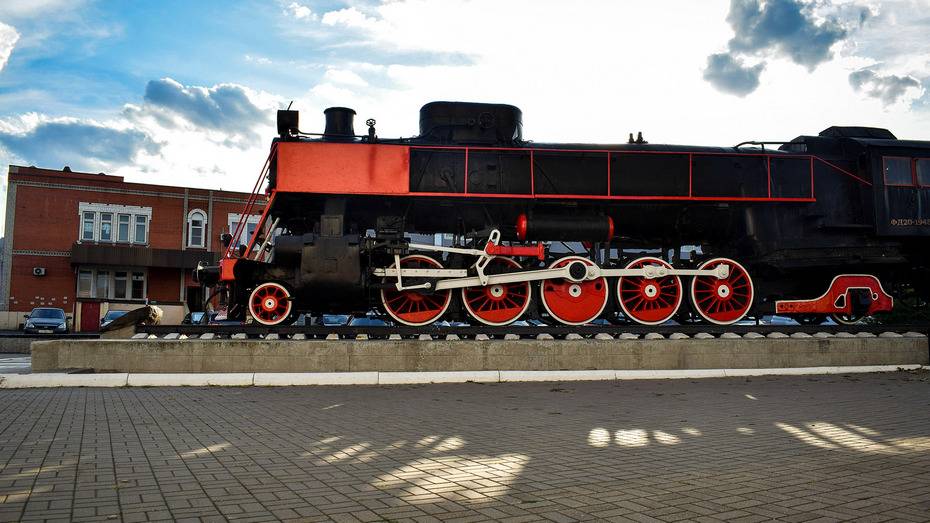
[461, 257, 532, 326]
[617, 257, 682, 325]
[249, 282, 293, 326]
[380, 255, 452, 326]
[540, 256, 608, 325]
[690, 258, 754, 325]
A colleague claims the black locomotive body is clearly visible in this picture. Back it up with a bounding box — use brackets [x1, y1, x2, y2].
[199, 101, 930, 327]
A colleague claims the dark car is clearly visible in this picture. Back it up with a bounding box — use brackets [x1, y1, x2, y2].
[100, 310, 129, 328]
[182, 311, 211, 325]
[23, 307, 70, 334]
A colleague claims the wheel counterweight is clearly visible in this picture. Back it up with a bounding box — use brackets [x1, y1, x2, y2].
[617, 257, 682, 325]
[540, 256, 608, 325]
[380, 255, 452, 326]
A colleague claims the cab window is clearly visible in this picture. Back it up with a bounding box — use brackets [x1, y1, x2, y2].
[883, 157, 913, 186]
[917, 159, 930, 187]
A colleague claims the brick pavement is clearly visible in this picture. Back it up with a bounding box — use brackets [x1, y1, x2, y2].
[1, 371, 929, 522]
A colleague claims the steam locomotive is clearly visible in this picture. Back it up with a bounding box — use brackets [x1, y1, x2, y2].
[196, 101, 930, 327]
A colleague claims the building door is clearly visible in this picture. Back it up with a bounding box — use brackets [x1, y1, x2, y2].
[80, 302, 101, 332]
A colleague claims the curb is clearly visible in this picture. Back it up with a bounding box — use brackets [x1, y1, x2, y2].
[0, 365, 924, 388]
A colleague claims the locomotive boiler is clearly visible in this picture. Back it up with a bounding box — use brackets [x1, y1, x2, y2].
[196, 101, 930, 327]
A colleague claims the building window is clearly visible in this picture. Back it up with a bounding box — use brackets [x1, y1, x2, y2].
[117, 214, 131, 242]
[81, 212, 95, 241]
[114, 271, 128, 299]
[883, 157, 914, 186]
[96, 271, 109, 298]
[77, 268, 146, 301]
[187, 209, 207, 248]
[228, 213, 263, 249]
[77, 270, 93, 297]
[100, 213, 113, 241]
[131, 272, 145, 300]
[77, 203, 151, 244]
[134, 215, 148, 244]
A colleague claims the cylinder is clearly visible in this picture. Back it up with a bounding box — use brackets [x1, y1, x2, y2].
[323, 107, 356, 141]
[516, 214, 614, 242]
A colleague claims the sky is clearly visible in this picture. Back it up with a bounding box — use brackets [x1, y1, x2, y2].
[0, 0, 929, 231]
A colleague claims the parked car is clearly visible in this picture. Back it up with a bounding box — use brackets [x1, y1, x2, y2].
[209, 313, 243, 326]
[100, 310, 129, 328]
[23, 307, 70, 334]
[348, 315, 392, 327]
[182, 311, 211, 325]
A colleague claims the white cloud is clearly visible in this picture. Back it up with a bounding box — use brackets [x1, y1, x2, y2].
[322, 68, 368, 88]
[849, 67, 922, 106]
[0, 22, 19, 73]
[321, 7, 380, 31]
[244, 54, 272, 65]
[284, 2, 317, 21]
[0, 0, 83, 19]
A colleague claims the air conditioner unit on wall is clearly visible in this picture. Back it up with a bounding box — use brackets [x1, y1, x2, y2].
[33, 267, 46, 277]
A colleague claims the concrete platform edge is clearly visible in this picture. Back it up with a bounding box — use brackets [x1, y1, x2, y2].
[0, 365, 924, 388]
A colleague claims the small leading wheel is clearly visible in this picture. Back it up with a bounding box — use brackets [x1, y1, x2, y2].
[690, 258, 754, 325]
[540, 256, 608, 325]
[380, 255, 452, 326]
[249, 282, 294, 326]
[830, 313, 863, 325]
[617, 257, 682, 325]
[461, 257, 532, 326]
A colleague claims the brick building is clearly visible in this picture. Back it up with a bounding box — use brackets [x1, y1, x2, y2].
[0, 165, 264, 331]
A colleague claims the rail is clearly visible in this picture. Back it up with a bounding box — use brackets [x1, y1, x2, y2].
[136, 323, 930, 341]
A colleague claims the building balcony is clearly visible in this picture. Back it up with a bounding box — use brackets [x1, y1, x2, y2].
[71, 242, 218, 269]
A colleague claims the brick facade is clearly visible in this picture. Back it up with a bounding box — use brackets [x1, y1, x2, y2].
[1, 165, 264, 330]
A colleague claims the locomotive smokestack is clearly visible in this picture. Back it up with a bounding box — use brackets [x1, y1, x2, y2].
[323, 107, 356, 141]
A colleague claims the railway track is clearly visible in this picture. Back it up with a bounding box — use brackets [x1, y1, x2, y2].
[136, 323, 930, 341]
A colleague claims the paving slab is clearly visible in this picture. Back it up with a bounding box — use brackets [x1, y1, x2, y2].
[1, 371, 929, 521]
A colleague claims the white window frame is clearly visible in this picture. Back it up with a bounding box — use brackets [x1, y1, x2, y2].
[187, 209, 207, 248]
[113, 270, 129, 300]
[133, 215, 148, 244]
[100, 213, 113, 242]
[77, 203, 152, 245]
[228, 213, 262, 249]
[75, 267, 148, 301]
[81, 212, 96, 241]
[77, 269, 93, 298]
[117, 214, 131, 243]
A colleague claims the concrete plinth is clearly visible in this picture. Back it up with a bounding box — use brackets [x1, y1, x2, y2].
[30, 336, 929, 373]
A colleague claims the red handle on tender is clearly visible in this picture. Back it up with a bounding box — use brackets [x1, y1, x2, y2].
[485, 243, 545, 260]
